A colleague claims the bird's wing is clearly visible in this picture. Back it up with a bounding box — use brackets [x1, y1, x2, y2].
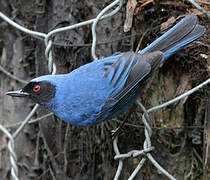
[101, 51, 163, 118]
[103, 52, 146, 98]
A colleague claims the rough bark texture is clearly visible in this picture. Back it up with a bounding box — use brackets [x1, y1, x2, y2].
[0, 0, 209, 179]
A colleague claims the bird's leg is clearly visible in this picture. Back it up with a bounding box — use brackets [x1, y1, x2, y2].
[111, 107, 135, 139]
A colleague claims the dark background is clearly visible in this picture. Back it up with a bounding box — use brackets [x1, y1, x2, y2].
[0, 0, 209, 179]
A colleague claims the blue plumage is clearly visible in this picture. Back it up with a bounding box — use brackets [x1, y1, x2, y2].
[6, 15, 205, 126]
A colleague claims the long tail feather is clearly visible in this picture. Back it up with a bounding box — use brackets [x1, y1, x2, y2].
[139, 15, 206, 60]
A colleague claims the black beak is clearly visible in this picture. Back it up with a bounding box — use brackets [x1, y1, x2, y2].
[6, 90, 29, 97]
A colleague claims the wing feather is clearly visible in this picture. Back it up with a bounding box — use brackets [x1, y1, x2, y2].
[98, 51, 163, 121]
[104, 52, 139, 97]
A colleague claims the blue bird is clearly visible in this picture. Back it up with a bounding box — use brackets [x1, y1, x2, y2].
[6, 15, 205, 126]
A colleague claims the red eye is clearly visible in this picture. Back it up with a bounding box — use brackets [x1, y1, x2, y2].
[33, 85, 40, 92]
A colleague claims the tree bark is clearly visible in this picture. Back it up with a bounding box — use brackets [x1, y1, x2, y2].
[0, 0, 209, 179]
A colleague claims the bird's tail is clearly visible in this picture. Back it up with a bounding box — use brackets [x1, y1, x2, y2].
[139, 15, 206, 60]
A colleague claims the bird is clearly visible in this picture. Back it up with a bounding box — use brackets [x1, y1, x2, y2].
[6, 15, 205, 126]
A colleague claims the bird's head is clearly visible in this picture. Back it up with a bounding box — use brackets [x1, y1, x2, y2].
[6, 76, 56, 105]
